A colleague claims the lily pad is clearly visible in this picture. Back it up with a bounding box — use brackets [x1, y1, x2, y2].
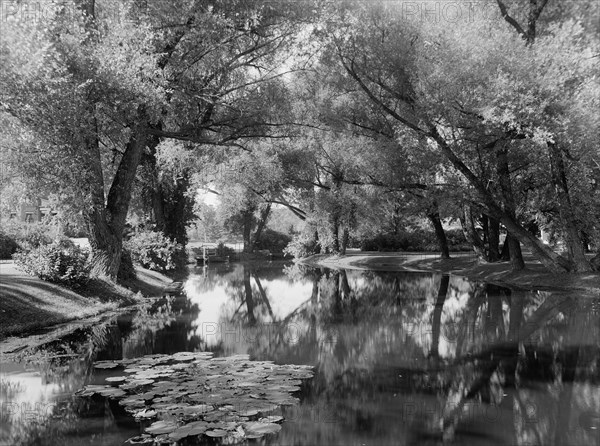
[260, 416, 284, 423]
[94, 361, 120, 369]
[78, 352, 314, 444]
[97, 388, 127, 398]
[105, 376, 128, 383]
[145, 420, 178, 435]
[245, 421, 282, 435]
[205, 429, 228, 437]
[244, 421, 281, 435]
[134, 409, 157, 419]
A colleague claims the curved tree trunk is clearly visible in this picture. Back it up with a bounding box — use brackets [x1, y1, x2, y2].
[430, 129, 572, 272]
[249, 203, 271, 252]
[88, 115, 148, 280]
[427, 209, 450, 259]
[495, 145, 525, 270]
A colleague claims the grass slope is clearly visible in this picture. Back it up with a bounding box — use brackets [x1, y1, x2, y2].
[0, 262, 172, 339]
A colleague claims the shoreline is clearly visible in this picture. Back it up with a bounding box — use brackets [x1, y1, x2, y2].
[298, 251, 600, 294]
[0, 261, 173, 343]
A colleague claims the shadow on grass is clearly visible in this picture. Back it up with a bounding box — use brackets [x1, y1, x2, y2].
[0, 263, 173, 340]
[0, 277, 133, 340]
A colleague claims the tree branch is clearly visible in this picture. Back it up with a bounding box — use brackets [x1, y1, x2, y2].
[495, 0, 527, 40]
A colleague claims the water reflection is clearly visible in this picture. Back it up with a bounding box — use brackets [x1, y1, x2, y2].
[1, 262, 598, 446]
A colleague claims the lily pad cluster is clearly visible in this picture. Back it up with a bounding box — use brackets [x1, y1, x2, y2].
[77, 352, 314, 444]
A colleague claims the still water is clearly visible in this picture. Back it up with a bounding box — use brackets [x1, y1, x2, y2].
[1, 262, 599, 445]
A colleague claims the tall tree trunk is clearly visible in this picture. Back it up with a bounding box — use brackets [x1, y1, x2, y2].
[331, 215, 340, 253]
[142, 137, 166, 233]
[313, 229, 321, 254]
[89, 116, 148, 280]
[249, 203, 271, 252]
[547, 142, 592, 272]
[340, 227, 349, 255]
[499, 233, 511, 260]
[496, 145, 525, 270]
[427, 209, 450, 259]
[460, 205, 487, 261]
[143, 150, 192, 245]
[164, 175, 192, 245]
[487, 216, 501, 262]
[480, 213, 489, 256]
[242, 208, 254, 253]
[151, 183, 166, 232]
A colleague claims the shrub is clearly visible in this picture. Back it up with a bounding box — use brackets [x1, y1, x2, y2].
[360, 232, 410, 252]
[360, 229, 470, 252]
[13, 239, 91, 287]
[124, 230, 183, 272]
[285, 230, 320, 258]
[18, 227, 53, 250]
[255, 229, 292, 253]
[1, 221, 56, 251]
[0, 231, 19, 259]
[215, 242, 235, 257]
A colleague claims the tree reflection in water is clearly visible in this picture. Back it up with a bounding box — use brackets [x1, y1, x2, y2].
[1, 262, 598, 446]
[0, 296, 202, 446]
[185, 263, 599, 446]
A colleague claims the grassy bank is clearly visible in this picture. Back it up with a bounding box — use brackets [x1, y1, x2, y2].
[299, 251, 600, 294]
[0, 262, 173, 340]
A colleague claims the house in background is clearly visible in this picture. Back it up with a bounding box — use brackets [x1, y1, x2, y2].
[8, 198, 56, 223]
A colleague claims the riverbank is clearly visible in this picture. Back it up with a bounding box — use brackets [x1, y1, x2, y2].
[299, 251, 600, 293]
[0, 261, 173, 340]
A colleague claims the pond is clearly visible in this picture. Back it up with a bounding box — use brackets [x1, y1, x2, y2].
[1, 262, 599, 446]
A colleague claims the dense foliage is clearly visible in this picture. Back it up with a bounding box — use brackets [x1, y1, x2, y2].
[360, 229, 470, 252]
[254, 229, 292, 253]
[1, 0, 598, 273]
[0, 231, 19, 259]
[13, 239, 91, 287]
[124, 230, 183, 272]
[284, 228, 321, 259]
[1, 221, 56, 251]
[215, 242, 235, 258]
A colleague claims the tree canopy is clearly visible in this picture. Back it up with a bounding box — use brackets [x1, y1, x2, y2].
[1, 0, 598, 277]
